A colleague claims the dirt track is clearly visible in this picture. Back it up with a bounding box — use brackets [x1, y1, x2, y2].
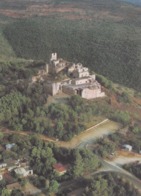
[109, 150, 141, 165]
[55, 119, 120, 148]
[1, 119, 120, 149]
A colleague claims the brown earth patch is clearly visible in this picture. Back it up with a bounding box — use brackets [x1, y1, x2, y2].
[117, 150, 141, 158]
[0, 9, 26, 18]
[0, 0, 140, 22]
[1, 119, 120, 149]
[0, 2, 125, 21]
[108, 90, 141, 121]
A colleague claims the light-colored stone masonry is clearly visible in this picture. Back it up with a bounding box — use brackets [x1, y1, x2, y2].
[32, 53, 105, 99]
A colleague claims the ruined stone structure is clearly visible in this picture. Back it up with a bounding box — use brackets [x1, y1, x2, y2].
[62, 76, 105, 99]
[31, 69, 47, 83]
[31, 53, 105, 99]
[45, 81, 61, 96]
[46, 53, 69, 74]
[68, 63, 90, 78]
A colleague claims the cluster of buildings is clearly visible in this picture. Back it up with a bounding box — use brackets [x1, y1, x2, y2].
[0, 158, 33, 180]
[32, 53, 105, 100]
[0, 143, 33, 193]
[0, 142, 68, 194]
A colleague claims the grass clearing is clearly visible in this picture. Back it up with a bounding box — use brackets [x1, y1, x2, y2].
[0, 30, 15, 59]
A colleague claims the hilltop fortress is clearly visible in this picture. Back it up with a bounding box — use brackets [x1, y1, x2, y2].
[32, 53, 105, 99]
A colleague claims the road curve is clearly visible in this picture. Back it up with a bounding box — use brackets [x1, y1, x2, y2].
[0, 119, 121, 149]
[96, 159, 141, 192]
[1, 122, 141, 192]
[56, 119, 120, 148]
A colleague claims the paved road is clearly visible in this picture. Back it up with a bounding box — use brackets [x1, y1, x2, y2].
[97, 159, 141, 192]
[1, 121, 141, 192]
[60, 159, 141, 194]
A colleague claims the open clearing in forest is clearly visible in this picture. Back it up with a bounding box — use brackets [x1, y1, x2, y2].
[109, 150, 141, 165]
[1, 119, 121, 149]
[56, 119, 121, 149]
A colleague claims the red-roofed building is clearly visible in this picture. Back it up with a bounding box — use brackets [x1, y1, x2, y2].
[53, 163, 68, 176]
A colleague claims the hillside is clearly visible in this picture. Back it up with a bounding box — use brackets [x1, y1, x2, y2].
[0, 0, 141, 91]
[123, 0, 141, 6]
[1, 1, 141, 195]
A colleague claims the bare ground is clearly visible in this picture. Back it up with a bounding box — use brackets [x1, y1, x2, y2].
[109, 150, 141, 165]
[56, 119, 120, 148]
[0, 1, 138, 21]
[1, 119, 120, 149]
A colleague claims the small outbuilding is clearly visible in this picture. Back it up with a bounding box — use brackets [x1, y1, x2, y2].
[14, 167, 33, 177]
[122, 144, 132, 152]
[6, 143, 15, 150]
[0, 163, 7, 169]
[53, 163, 68, 176]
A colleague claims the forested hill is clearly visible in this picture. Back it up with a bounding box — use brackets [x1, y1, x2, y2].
[1, 0, 141, 91]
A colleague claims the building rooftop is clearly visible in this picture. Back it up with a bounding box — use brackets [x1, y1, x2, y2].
[14, 167, 27, 175]
[64, 81, 101, 90]
[123, 144, 132, 148]
[53, 163, 68, 173]
[6, 143, 15, 150]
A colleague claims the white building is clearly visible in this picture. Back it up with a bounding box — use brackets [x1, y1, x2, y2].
[14, 167, 33, 177]
[123, 144, 132, 151]
[6, 143, 15, 150]
[68, 63, 90, 78]
[31, 53, 105, 99]
[0, 163, 7, 169]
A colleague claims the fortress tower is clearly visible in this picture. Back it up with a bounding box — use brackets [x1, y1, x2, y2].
[50, 53, 57, 61]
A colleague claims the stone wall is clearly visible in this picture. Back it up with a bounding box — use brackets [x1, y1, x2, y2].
[46, 82, 60, 96]
[81, 88, 105, 99]
[72, 78, 91, 85]
[73, 70, 89, 78]
[52, 82, 61, 96]
[48, 60, 67, 74]
[62, 85, 76, 95]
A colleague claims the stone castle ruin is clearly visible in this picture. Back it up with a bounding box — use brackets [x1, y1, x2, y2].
[32, 53, 105, 99]
[46, 53, 70, 74]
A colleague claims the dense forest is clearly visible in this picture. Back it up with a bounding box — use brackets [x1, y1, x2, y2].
[0, 133, 140, 195]
[0, 0, 141, 194]
[3, 16, 141, 92]
[0, 0, 140, 92]
[82, 173, 140, 196]
[0, 60, 132, 140]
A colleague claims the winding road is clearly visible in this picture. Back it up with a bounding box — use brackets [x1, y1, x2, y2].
[98, 159, 141, 193]
[1, 119, 141, 192]
[1, 119, 120, 149]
